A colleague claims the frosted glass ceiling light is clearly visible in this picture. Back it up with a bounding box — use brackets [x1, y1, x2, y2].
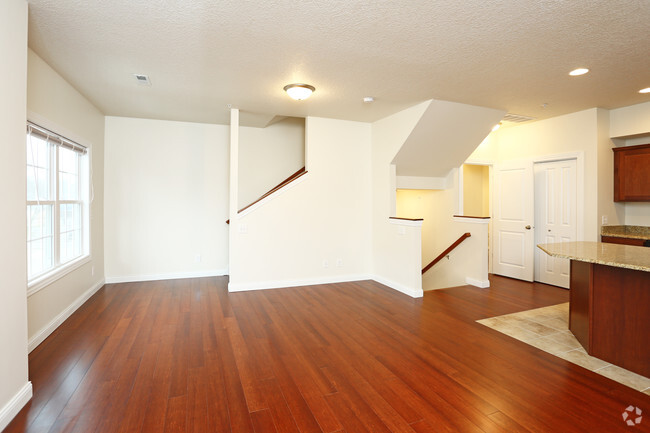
[284, 83, 315, 100]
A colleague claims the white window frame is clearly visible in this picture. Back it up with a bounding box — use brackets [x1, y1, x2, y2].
[27, 121, 91, 296]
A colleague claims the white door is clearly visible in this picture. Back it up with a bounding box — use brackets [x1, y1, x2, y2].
[534, 159, 577, 288]
[493, 161, 535, 281]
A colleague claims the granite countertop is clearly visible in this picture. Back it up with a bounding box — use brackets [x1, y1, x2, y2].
[601, 225, 650, 241]
[537, 241, 650, 272]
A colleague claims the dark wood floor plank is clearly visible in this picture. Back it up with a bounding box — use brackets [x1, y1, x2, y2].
[5, 275, 650, 433]
[250, 409, 279, 433]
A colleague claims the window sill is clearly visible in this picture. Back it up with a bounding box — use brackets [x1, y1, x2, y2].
[27, 255, 91, 297]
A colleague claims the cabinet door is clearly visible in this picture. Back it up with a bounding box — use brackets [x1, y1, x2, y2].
[614, 144, 650, 202]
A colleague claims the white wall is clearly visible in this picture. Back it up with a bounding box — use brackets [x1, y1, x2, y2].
[371, 102, 430, 297]
[239, 117, 305, 208]
[609, 102, 650, 225]
[596, 108, 625, 229]
[26, 49, 107, 350]
[228, 117, 371, 291]
[609, 101, 650, 139]
[470, 109, 603, 240]
[462, 164, 489, 217]
[396, 173, 490, 291]
[0, 1, 31, 429]
[104, 117, 229, 282]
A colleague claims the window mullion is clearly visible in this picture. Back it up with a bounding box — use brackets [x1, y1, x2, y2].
[54, 144, 60, 268]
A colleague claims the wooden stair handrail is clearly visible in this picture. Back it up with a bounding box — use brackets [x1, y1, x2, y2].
[226, 166, 307, 224]
[422, 232, 471, 274]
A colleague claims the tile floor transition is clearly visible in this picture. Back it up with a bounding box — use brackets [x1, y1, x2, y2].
[477, 303, 650, 395]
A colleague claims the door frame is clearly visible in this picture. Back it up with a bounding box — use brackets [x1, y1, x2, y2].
[482, 151, 585, 281]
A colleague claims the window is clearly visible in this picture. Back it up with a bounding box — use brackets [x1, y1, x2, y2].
[26, 123, 90, 286]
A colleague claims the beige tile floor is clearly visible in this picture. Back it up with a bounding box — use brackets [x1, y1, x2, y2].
[478, 303, 650, 394]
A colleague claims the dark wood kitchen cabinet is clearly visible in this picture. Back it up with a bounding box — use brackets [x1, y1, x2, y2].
[613, 143, 650, 202]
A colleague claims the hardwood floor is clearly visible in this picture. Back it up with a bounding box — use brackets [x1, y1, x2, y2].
[5, 275, 649, 432]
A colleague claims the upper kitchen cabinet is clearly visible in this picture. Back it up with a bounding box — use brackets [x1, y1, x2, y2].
[613, 143, 650, 202]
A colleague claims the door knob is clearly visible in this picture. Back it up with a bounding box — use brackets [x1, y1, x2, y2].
[525, 225, 531, 230]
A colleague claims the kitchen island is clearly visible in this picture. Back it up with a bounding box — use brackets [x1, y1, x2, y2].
[538, 241, 650, 377]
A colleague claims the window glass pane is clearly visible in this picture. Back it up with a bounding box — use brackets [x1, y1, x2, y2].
[27, 205, 53, 241]
[27, 133, 52, 201]
[59, 148, 79, 201]
[37, 168, 50, 200]
[59, 204, 82, 264]
[44, 205, 53, 236]
[67, 204, 74, 231]
[27, 168, 37, 201]
[59, 147, 78, 174]
[38, 139, 50, 167]
[43, 236, 54, 270]
[29, 205, 42, 239]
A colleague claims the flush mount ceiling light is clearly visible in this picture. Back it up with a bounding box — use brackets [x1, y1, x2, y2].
[640, 87, 650, 94]
[283, 83, 315, 100]
[492, 123, 502, 132]
[569, 68, 589, 76]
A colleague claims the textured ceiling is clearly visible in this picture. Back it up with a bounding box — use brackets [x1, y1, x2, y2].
[27, 0, 650, 126]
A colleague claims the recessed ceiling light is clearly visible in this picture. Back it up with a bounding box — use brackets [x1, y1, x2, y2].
[283, 83, 315, 100]
[569, 68, 589, 76]
[640, 87, 650, 94]
[363, 96, 375, 103]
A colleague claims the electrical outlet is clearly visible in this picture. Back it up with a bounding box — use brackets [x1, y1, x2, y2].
[602, 215, 608, 225]
[194, 254, 202, 263]
[238, 224, 248, 234]
[91, 266, 95, 276]
[398, 226, 406, 235]
[336, 258, 343, 268]
[323, 260, 329, 268]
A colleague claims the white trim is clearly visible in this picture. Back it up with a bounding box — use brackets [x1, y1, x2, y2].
[388, 218, 423, 227]
[228, 274, 370, 292]
[27, 255, 91, 297]
[237, 173, 308, 219]
[452, 216, 491, 224]
[28, 279, 105, 353]
[0, 382, 33, 432]
[465, 277, 490, 288]
[105, 269, 228, 284]
[371, 275, 424, 298]
[229, 275, 425, 299]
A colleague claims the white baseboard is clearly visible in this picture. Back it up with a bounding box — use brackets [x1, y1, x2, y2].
[466, 277, 490, 288]
[28, 279, 105, 353]
[228, 274, 370, 292]
[0, 382, 32, 432]
[105, 269, 228, 284]
[370, 275, 424, 298]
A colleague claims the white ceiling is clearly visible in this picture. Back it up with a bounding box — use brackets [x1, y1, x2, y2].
[27, 0, 650, 126]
